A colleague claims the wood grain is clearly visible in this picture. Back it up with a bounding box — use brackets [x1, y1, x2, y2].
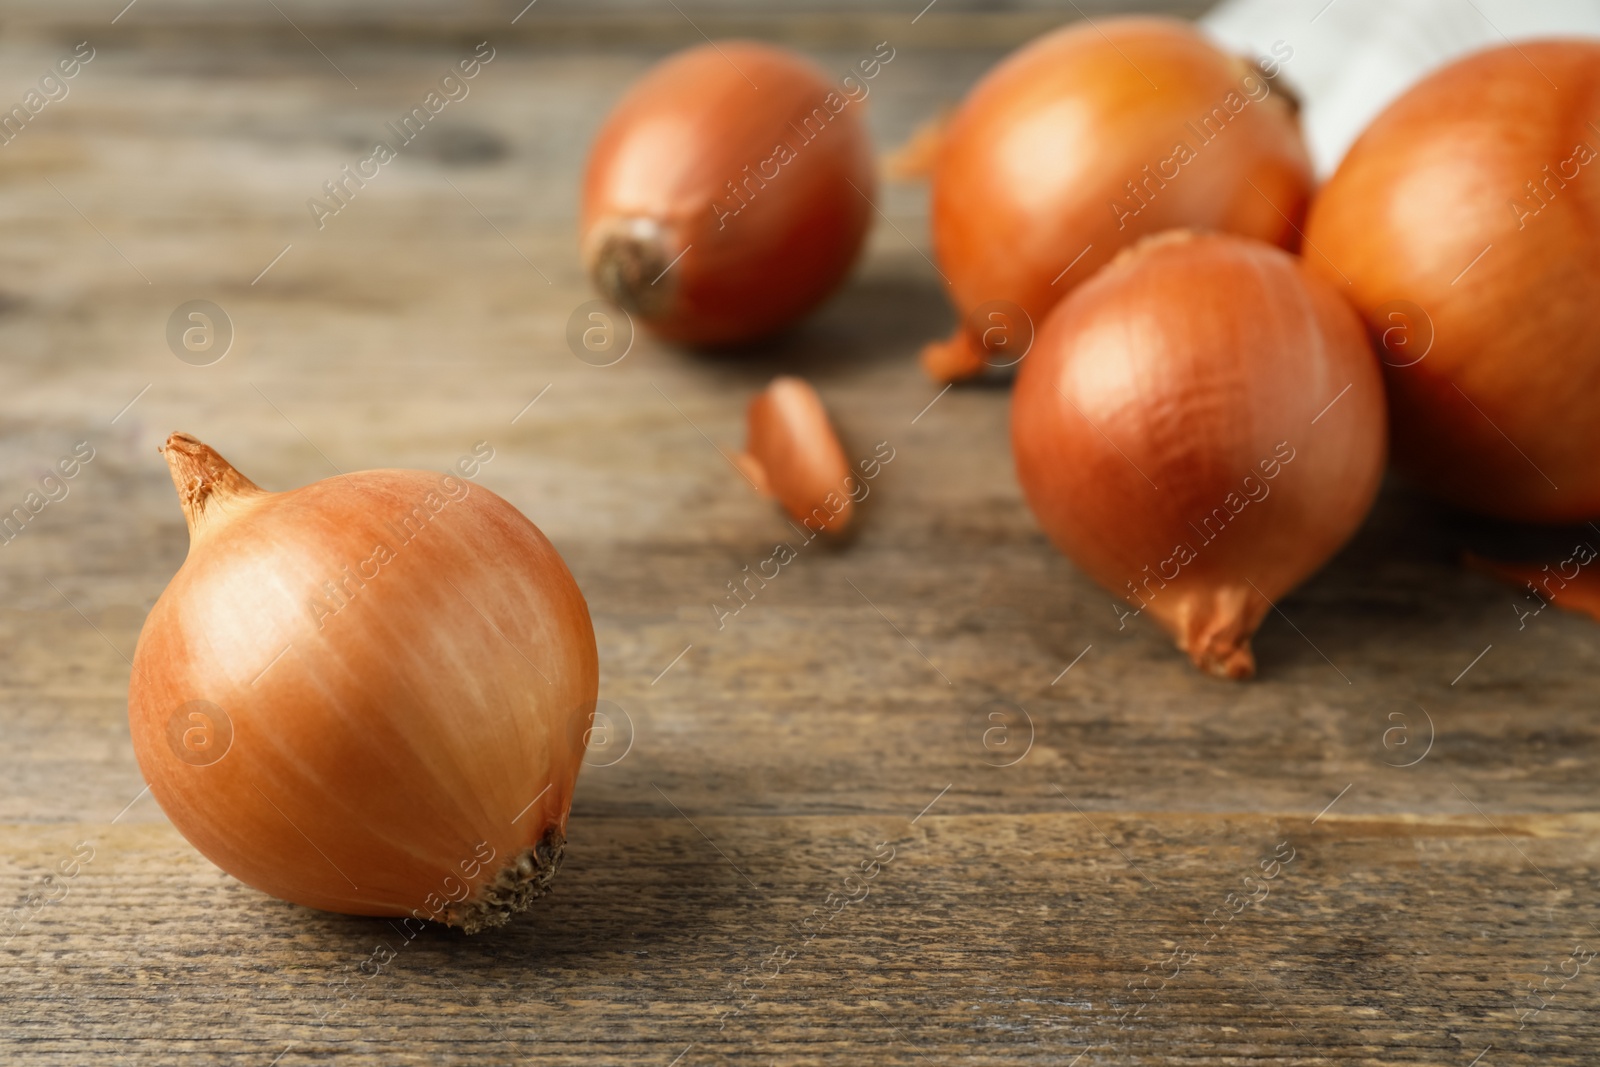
[1, 7, 1598, 1066]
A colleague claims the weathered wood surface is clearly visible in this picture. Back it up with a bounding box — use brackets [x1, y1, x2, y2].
[2, 5, 1598, 1065]
[0, 0, 1214, 47]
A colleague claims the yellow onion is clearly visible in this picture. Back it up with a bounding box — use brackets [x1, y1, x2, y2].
[128, 434, 597, 931]
[1012, 232, 1386, 678]
[1304, 40, 1600, 522]
[581, 41, 876, 346]
[925, 17, 1310, 382]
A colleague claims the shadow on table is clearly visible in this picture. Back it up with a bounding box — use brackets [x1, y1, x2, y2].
[673, 273, 955, 384]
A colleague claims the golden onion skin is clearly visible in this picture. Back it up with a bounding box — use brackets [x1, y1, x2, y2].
[129, 435, 597, 931]
[1012, 233, 1386, 678]
[1305, 40, 1600, 522]
[581, 41, 875, 346]
[925, 17, 1311, 381]
[738, 376, 855, 535]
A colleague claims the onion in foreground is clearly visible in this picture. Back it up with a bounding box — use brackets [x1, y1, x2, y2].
[1012, 232, 1386, 678]
[128, 434, 597, 931]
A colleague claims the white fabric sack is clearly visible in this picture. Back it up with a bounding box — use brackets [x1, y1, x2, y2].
[1202, 0, 1600, 176]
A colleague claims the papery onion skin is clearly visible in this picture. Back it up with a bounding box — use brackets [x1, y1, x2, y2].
[926, 17, 1311, 382]
[736, 376, 854, 534]
[1304, 40, 1600, 522]
[128, 434, 597, 931]
[581, 41, 875, 346]
[1465, 552, 1600, 626]
[1012, 232, 1386, 678]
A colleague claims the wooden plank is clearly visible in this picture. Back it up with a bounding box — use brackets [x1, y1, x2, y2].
[1, 0, 1215, 28]
[0, 0, 1215, 50]
[4, 813, 1598, 1063]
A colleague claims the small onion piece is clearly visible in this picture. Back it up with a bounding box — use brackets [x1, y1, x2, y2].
[736, 376, 854, 535]
[128, 434, 597, 931]
[1304, 40, 1600, 522]
[925, 17, 1311, 382]
[1012, 232, 1386, 678]
[581, 41, 875, 346]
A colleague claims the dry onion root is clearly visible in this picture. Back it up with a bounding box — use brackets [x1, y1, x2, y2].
[924, 17, 1311, 383]
[581, 41, 876, 346]
[1011, 232, 1386, 678]
[128, 434, 597, 931]
[1304, 40, 1600, 522]
[736, 376, 855, 536]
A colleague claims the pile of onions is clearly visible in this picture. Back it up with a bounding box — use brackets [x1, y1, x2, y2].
[1304, 40, 1600, 522]
[736, 376, 855, 535]
[128, 434, 597, 931]
[1012, 232, 1386, 678]
[924, 17, 1311, 382]
[581, 41, 875, 346]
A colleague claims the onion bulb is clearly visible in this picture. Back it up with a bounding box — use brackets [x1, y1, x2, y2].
[735, 376, 854, 535]
[1304, 40, 1600, 522]
[128, 434, 597, 931]
[581, 41, 875, 346]
[925, 17, 1311, 382]
[1012, 232, 1386, 678]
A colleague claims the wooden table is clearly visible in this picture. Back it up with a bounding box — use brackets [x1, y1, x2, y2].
[2, 3, 1595, 1064]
